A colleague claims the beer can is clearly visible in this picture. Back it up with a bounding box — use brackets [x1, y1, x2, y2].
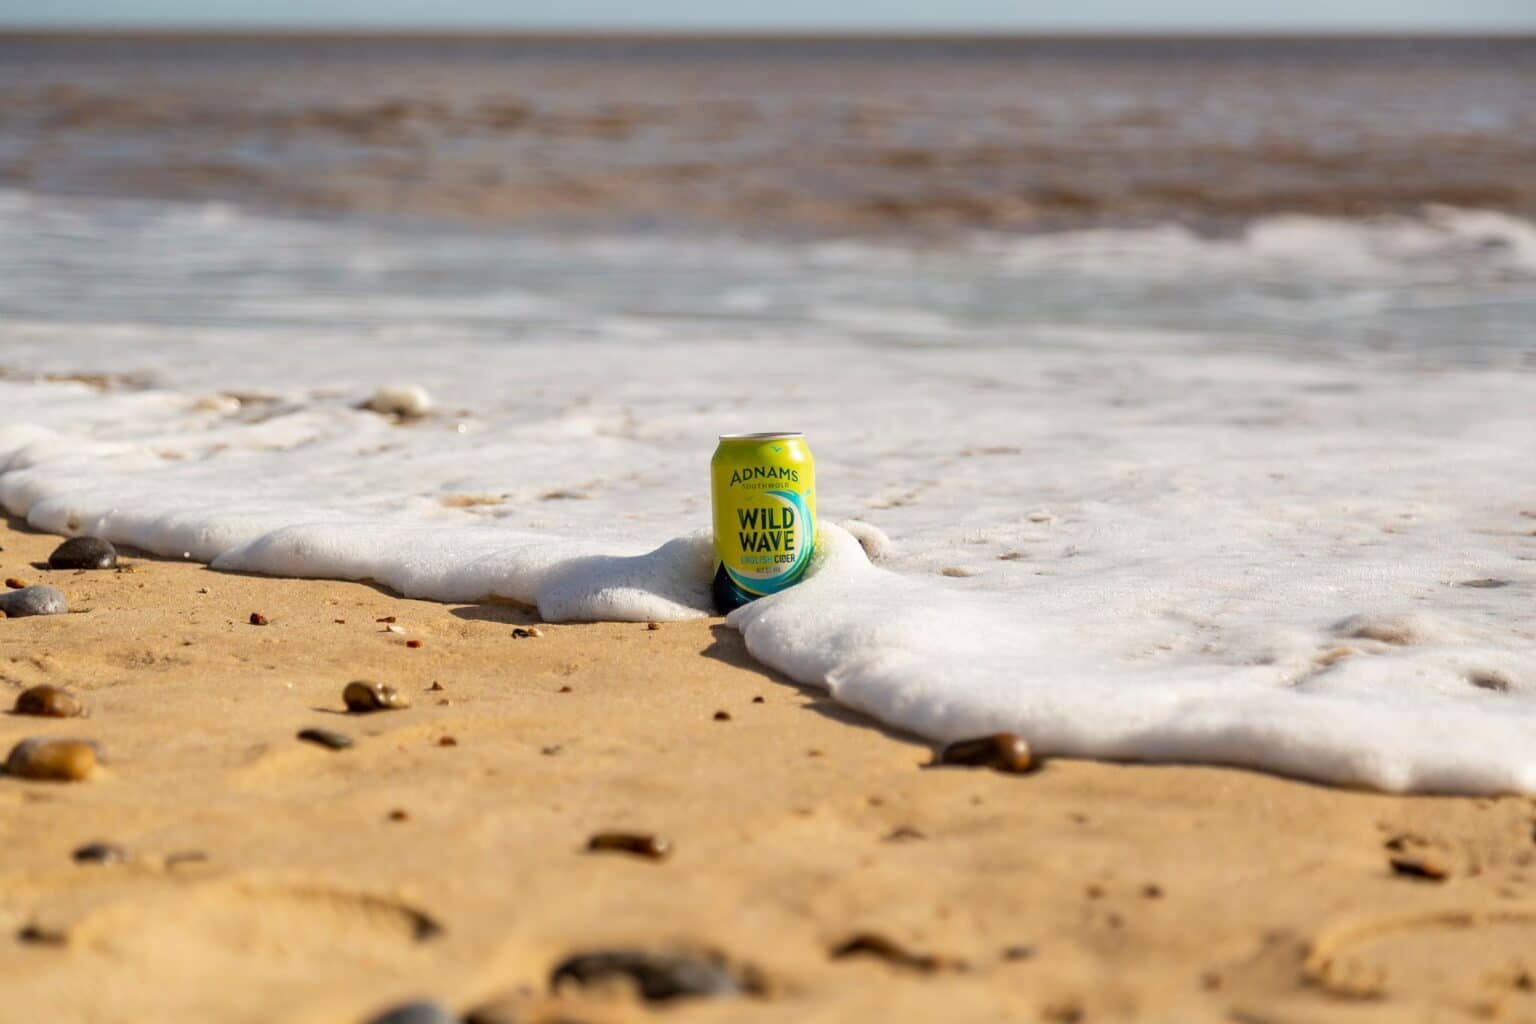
[710, 432, 817, 613]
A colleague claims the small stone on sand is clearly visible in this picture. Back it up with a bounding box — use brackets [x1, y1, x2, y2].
[249, 612, 269, 626]
[936, 733, 1034, 774]
[5, 577, 26, 589]
[830, 932, 954, 973]
[405, 639, 423, 648]
[5, 738, 97, 781]
[586, 831, 671, 860]
[550, 949, 754, 1002]
[512, 626, 543, 639]
[13, 684, 84, 718]
[297, 728, 353, 751]
[343, 680, 411, 712]
[647, 621, 661, 630]
[72, 841, 126, 864]
[713, 710, 731, 721]
[0, 585, 68, 617]
[364, 1001, 455, 1024]
[48, 537, 118, 570]
[1390, 853, 1450, 881]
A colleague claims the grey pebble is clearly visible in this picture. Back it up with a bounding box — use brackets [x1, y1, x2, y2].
[364, 1001, 456, 1024]
[298, 728, 353, 750]
[48, 537, 118, 570]
[550, 949, 756, 1002]
[0, 585, 68, 618]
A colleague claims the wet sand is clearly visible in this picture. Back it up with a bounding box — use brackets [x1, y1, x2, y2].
[2, 519, 1536, 1023]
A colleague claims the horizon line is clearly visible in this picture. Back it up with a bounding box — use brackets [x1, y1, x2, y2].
[2, 25, 1534, 40]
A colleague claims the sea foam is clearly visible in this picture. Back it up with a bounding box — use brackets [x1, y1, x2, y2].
[2, 191, 1535, 793]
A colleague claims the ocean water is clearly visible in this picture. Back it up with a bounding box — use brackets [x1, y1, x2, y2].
[3, 187, 1535, 792]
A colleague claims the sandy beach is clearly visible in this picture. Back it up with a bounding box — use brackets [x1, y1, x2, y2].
[1, 518, 1533, 1024]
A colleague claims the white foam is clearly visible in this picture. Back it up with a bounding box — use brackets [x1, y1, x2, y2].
[2, 191, 1535, 793]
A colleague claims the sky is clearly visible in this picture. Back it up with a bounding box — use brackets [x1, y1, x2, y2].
[1, 0, 1534, 31]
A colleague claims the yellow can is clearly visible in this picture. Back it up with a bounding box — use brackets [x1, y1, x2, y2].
[710, 432, 816, 612]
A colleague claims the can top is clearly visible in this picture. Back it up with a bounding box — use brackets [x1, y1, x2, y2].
[718, 431, 803, 442]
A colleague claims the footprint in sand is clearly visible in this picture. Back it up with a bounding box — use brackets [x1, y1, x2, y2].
[1305, 908, 1536, 1007]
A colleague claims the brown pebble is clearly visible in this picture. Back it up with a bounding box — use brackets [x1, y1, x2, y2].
[5, 577, 26, 589]
[558, 685, 573, 693]
[333, 618, 346, 624]
[387, 808, 410, 822]
[752, 696, 764, 704]
[165, 850, 209, 867]
[249, 612, 268, 626]
[438, 736, 458, 747]
[936, 733, 1034, 774]
[13, 684, 84, 718]
[342, 680, 411, 712]
[713, 710, 731, 721]
[586, 831, 671, 860]
[512, 626, 543, 639]
[427, 681, 444, 691]
[405, 639, 423, 649]
[1390, 853, 1450, 881]
[17, 923, 67, 946]
[377, 615, 396, 623]
[541, 745, 562, 755]
[5, 738, 97, 781]
[647, 621, 661, 631]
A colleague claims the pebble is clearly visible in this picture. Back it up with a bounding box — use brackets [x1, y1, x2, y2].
[249, 612, 269, 626]
[1390, 853, 1450, 881]
[586, 831, 671, 860]
[647, 621, 661, 631]
[360, 385, 434, 420]
[72, 841, 127, 864]
[936, 733, 1034, 774]
[550, 949, 754, 1002]
[13, 684, 85, 718]
[363, 1000, 455, 1024]
[5, 577, 26, 588]
[405, 639, 423, 649]
[343, 681, 411, 712]
[512, 626, 543, 639]
[297, 728, 353, 751]
[47, 537, 118, 570]
[0, 585, 69, 618]
[713, 710, 731, 721]
[830, 932, 954, 973]
[5, 738, 97, 781]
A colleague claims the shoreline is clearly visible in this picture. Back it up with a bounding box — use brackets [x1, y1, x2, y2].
[4, 516, 1536, 1021]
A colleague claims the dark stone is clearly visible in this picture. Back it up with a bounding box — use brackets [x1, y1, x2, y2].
[72, 841, 127, 864]
[364, 1001, 456, 1024]
[0, 585, 68, 618]
[936, 733, 1034, 774]
[550, 949, 754, 1002]
[585, 832, 670, 860]
[48, 537, 118, 570]
[297, 728, 352, 750]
